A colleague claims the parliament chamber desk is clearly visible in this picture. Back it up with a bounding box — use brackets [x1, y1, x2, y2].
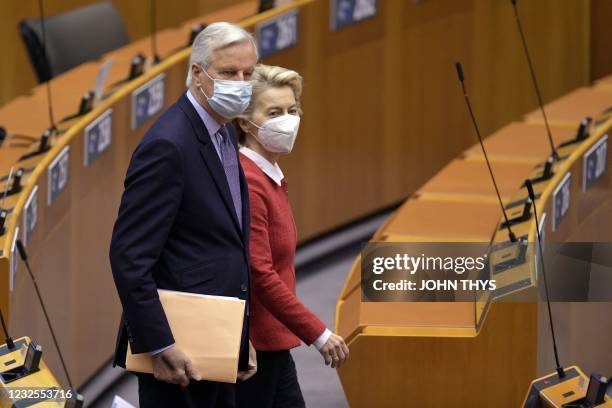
[334, 80, 612, 406]
[0, 0, 602, 402]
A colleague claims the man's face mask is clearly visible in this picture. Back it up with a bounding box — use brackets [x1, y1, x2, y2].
[198, 65, 252, 119]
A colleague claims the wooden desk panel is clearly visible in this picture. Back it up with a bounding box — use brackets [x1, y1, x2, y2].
[524, 87, 612, 125]
[463, 122, 576, 162]
[595, 73, 612, 89]
[337, 302, 538, 408]
[417, 159, 533, 200]
[380, 199, 499, 241]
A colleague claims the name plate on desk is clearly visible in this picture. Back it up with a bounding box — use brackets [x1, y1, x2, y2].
[331, 0, 377, 30]
[582, 134, 608, 191]
[23, 185, 39, 245]
[47, 146, 70, 206]
[10, 227, 19, 291]
[552, 173, 571, 232]
[256, 10, 299, 58]
[84, 109, 112, 166]
[131, 74, 166, 130]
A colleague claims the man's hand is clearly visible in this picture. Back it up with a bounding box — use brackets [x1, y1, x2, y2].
[152, 346, 201, 387]
[237, 341, 257, 381]
[319, 333, 349, 368]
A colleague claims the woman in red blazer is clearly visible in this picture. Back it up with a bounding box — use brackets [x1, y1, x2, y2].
[234, 64, 349, 407]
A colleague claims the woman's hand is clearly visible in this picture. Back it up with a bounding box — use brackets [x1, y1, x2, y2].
[319, 333, 349, 368]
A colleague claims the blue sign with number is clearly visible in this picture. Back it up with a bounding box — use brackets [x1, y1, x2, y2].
[552, 173, 571, 232]
[582, 134, 608, 191]
[256, 10, 299, 59]
[331, 0, 377, 30]
[85, 109, 113, 166]
[132, 74, 166, 130]
[23, 185, 39, 245]
[48, 146, 70, 206]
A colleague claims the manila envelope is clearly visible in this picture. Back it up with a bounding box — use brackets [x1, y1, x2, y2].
[126, 289, 245, 383]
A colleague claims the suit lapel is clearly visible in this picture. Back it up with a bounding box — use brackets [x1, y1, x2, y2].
[178, 94, 244, 239]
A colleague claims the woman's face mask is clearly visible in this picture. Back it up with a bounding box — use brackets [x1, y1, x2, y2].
[248, 114, 301, 154]
[198, 65, 252, 119]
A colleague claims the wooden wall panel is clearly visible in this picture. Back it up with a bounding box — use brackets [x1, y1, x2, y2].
[0, 0, 245, 106]
[590, 0, 612, 81]
[243, 0, 590, 239]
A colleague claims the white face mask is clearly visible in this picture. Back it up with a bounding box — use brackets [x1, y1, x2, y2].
[249, 114, 300, 154]
[198, 66, 252, 118]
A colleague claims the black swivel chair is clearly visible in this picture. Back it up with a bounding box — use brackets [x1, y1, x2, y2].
[259, 0, 276, 12]
[19, 2, 129, 83]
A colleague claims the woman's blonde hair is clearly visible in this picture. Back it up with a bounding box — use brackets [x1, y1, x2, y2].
[236, 64, 303, 143]
[243, 64, 303, 117]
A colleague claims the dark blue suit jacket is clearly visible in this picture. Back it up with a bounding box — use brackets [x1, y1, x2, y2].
[109, 93, 250, 370]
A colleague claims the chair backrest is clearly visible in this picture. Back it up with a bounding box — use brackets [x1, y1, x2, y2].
[19, 2, 129, 83]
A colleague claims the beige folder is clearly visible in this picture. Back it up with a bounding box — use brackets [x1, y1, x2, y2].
[126, 289, 245, 383]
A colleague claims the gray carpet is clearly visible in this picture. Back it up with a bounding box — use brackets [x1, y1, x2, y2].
[89, 245, 360, 408]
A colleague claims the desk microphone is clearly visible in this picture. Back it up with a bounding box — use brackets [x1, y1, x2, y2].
[61, 91, 94, 123]
[37, 0, 58, 136]
[0, 167, 13, 236]
[150, 0, 161, 64]
[574, 117, 592, 142]
[0, 209, 6, 236]
[0, 306, 15, 351]
[525, 179, 566, 379]
[3, 168, 25, 197]
[18, 128, 52, 161]
[188, 24, 206, 47]
[0, 182, 15, 344]
[559, 117, 593, 148]
[17, 0, 60, 163]
[14, 239, 84, 404]
[511, 0, 560, 162]
[455, 62, 517, 242]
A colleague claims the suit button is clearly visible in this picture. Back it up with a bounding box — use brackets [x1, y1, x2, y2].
[240, 283, 248, 292]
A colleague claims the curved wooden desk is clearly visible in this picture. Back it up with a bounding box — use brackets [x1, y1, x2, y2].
[335, 80, 612, 407]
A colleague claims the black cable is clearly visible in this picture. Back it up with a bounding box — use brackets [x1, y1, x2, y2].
[0, 307, 15, 350]
[15, 240, 75, 389]
[455, 62, 517, 242]
[511, 0, 559, 161]
[150, 0, 161, 63]
[38, 0, 57, 133]
[525, 180, 565, 379]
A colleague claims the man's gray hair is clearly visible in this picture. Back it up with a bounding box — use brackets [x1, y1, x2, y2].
[185, 22, 258, 87]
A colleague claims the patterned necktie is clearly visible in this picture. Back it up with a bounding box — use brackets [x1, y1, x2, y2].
[217, 126, 242, 229]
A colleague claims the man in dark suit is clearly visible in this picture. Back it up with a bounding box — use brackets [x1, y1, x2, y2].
[109, 22, 258, 407]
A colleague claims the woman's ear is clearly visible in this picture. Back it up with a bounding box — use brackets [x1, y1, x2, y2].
[237, 118, 250, 134]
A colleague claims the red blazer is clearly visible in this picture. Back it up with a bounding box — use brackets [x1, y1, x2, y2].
[240, 154, 326, 351]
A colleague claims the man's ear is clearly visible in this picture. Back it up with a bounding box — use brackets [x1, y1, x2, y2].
[191, 63, 202, 86]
